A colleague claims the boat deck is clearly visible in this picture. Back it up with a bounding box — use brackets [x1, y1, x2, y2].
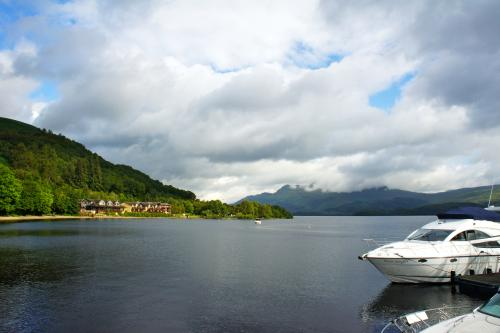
[456, 272, 500, 299]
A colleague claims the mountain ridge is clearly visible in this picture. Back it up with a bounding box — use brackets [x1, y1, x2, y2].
[238, 184, 499, 216]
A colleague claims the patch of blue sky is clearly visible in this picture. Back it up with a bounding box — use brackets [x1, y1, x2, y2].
[0, 31, 11, 50]
[287, 41, 344, 70]
[369, 72, 415, 111]
[300, 53, 343, 70]
[210, 63, 249, 74]
[65, 17, 77, 25]
[29, 80, 59, 102]
[0, 3, 76, 52]
[0, 1, 39, 23]
[0, 1, 40, 50]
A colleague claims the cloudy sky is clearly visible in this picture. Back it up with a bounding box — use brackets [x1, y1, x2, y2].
[1, 0, 500, 202]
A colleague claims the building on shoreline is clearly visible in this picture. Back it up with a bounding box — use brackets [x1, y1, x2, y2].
[122, 202, 172, 214]
[80, 200, 171, 215]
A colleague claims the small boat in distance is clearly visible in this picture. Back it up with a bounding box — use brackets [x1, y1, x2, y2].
[255, 218, 262, 225]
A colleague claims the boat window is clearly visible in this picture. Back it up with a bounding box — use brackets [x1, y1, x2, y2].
[466, 230, 476, 240]
[452, 230, 491, 241]
[479, 293, 500, 318]
[473, 240, 500, 248]
[451, 232, 467, 241]
[474, 230, 491, 239]
[407, 229, 454, 241]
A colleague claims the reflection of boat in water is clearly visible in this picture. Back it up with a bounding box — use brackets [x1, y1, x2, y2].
[380, 290, 500, 332]
[360, 284, 480, 326]
[380, 306, 473, 333]
[359, 207, 500, 283]
[420, 290, 500, 332]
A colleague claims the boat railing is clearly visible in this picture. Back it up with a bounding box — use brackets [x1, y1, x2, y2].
[363, 237, 401, 247]
[365, 235, 500, 252]
[380, 306, 473, 333]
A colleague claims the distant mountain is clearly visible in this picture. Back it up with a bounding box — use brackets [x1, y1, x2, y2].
[238, 185, 500, 216]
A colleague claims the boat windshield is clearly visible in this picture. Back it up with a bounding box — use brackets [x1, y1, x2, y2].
[407, 228, 454, 241]
[479, 293, 500, 318]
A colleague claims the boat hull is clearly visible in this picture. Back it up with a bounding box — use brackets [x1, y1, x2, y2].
[367, 255, 500, 283]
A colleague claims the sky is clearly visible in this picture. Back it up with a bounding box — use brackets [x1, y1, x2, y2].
[1, 0, 500, 202]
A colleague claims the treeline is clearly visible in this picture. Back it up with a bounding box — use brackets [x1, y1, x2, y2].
[0, 164, 291, 219]
[167, 199, 292, 219]
[0, 117, 292, 219]
[0, 163, 128, 215]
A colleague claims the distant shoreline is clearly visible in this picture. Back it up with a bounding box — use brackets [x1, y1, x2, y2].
[0, 215, 280, 223]
[0, 215, 162, 223]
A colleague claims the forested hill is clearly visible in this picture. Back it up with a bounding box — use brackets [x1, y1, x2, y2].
[0, 117, 195, 214]
[239, 185, 500, 216]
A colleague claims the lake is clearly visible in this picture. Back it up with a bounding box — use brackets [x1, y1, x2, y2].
[0, 216, 484, 332]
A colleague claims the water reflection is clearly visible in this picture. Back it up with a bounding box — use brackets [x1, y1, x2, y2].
[0, 226, 134, 238]
[0, 229, 83, 237]
[0, 217, 483, 332]
[360, 283, 484, 328]
[0, 248, 77, 285]
[0, 246, 81, 332]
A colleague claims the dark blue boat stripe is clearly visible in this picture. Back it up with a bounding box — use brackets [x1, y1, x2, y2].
[369, 254, 500, 259]
[392, 275, 449, 279]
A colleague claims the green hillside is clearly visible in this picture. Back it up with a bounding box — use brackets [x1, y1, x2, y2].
[240, 185, 500, 216]
[0, 117, 195, 215]
[0, 117, 292, 219]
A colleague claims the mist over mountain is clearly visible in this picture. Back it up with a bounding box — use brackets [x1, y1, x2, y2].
[239, 184, 500, 216]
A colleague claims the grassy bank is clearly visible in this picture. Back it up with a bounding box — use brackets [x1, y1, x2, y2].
[0, 215, 162, 223]
[0, 214, 285, 223]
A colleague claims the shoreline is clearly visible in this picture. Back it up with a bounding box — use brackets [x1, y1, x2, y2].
[0, 215, 161, 223]
[0, 215, 291, 223]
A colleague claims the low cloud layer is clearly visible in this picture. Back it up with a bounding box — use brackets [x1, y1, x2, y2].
[1, 0, 500, 202]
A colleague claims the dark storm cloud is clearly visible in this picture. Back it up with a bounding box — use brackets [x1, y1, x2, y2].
[407, 1, 500, 127]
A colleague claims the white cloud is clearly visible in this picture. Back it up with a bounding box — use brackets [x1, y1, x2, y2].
[1, 0, 499, 202]
[0, 42, 40, 121]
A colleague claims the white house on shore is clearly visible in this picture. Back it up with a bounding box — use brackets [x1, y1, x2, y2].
[80, 200, 171, 215]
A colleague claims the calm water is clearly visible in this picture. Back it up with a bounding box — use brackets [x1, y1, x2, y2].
[0, 216, 483, 332]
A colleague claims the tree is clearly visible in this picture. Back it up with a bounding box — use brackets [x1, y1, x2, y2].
[259, 204, 273, 218]
[40, 145, 59, 183]
[75, 158, 89, 188]
[19, 180, 53, 215]
[238, 200, 256, 216]
[183, 201, 194, 214]
[0, 164, 22, 215]
[171, 200, 185, 214]
[90, 154, 103, 190]
[206, 200, 227, 217]
[52, 186, 79, 214]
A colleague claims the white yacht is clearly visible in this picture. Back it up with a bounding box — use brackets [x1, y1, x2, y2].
[360, 207, 500, 283]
